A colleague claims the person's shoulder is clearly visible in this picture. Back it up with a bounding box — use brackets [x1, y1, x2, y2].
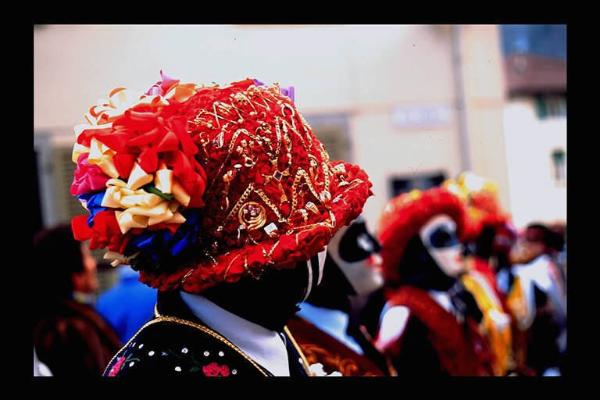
[375, 305, 411, 351]
[103, 318, 268, 377]
[37, 302, 97, 332]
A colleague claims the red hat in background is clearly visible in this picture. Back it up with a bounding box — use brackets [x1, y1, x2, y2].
[378, 188, 466, 284]
[71, 74, 372, 294]
[443, 172, 511, 242]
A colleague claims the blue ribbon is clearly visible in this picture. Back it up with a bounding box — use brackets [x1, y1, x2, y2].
[125, 209, 202, 265]
[77, 191, 108, 227]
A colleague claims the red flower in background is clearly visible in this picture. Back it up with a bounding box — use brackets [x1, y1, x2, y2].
[202, 362, 230, 377]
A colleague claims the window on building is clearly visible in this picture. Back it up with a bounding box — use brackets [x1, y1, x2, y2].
[551, 148, 566, 184]
[52, 145, 85, 222]
[303, 114, 352, 162]
[389, 171, 447, 198]
[535, 95, 567, 119]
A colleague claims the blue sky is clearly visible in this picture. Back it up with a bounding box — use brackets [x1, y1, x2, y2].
[501, 25, 566, 59]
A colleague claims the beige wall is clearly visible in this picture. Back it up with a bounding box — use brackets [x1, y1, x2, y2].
[34, 24, 466, 230]
[34, 25, 457, 127]
[36, 25, 543, 232]
[503, 99, 567, 228]
[351, 112, 461, 230]
[458, 25, 511, 211]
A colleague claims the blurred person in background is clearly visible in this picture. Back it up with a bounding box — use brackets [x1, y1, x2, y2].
[96, 264, 157, 343]
[374, 188, 493, 376]
[444, 173, 516, 375]
[288, 217, 393, 376]
[443, 173, 510, 297]
[548, 223, 567, 285]
[33, 225, 122, 376]
[507, 223, 567, 376]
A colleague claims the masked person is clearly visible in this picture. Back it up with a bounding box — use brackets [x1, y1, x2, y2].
[69, 73, 372, 377]
[444, 173, 516, 375]
[287, 217, 393, 376]
[507, 223, 567, 376]
[374, 189, 493, 376]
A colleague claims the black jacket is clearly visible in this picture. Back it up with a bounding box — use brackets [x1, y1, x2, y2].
[103, 291, 311, 378]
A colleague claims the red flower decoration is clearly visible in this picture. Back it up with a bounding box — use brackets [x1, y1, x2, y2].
[107, 356, 126, 377]
[202, 362, 230, 377]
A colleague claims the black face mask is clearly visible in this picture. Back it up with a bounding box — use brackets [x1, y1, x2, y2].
[473, 225, 497, 259]
[307, 219, 382, 311]
[396, 235, 457, 291]
[338, 220, 382, 262]
[306, 255, 355, 312]
[395, 235, 482, 322]
[202, 260, 314, 332]
[424, 224, 460, 249]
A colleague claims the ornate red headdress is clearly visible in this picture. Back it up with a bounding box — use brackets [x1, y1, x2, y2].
[378, 188, 466, 284]
[70, 73, 372, 293]
[442, 172, 511, 242]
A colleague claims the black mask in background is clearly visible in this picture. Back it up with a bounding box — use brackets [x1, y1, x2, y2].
[474, 225, 496, 260]
[306, 255, 356, 312]
[307, 219, 383, 312]
[202, 263, 310, 332]
[396, 235, 457, 291]
[397, 235, 483, 323]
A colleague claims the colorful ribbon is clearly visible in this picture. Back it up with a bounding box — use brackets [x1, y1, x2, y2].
[102, 176, 187, 234]
[71, 153, 110, 196]
[71, 72, 208, 270]
[77, 191, 108, 227]
[124, 209, 202, 269]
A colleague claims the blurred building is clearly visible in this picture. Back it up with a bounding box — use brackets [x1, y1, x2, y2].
[500, 25, 567, 228]
[33, 24, 565, 237]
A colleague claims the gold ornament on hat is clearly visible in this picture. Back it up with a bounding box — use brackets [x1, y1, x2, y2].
[319, 190, 331, 203]
[238, 201, 267, 231]
[305, 201, 319, 215]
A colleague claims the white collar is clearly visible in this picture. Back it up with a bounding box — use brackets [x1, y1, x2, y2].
[515, 255, 554, 290]
[297, 302, 364, 354]
[428, 290, 463, 322]
[179, 291, 290, 376]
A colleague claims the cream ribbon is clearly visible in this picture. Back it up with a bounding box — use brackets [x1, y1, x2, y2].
[102, 167, 188, 234]
[87, 137, 120, 178]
